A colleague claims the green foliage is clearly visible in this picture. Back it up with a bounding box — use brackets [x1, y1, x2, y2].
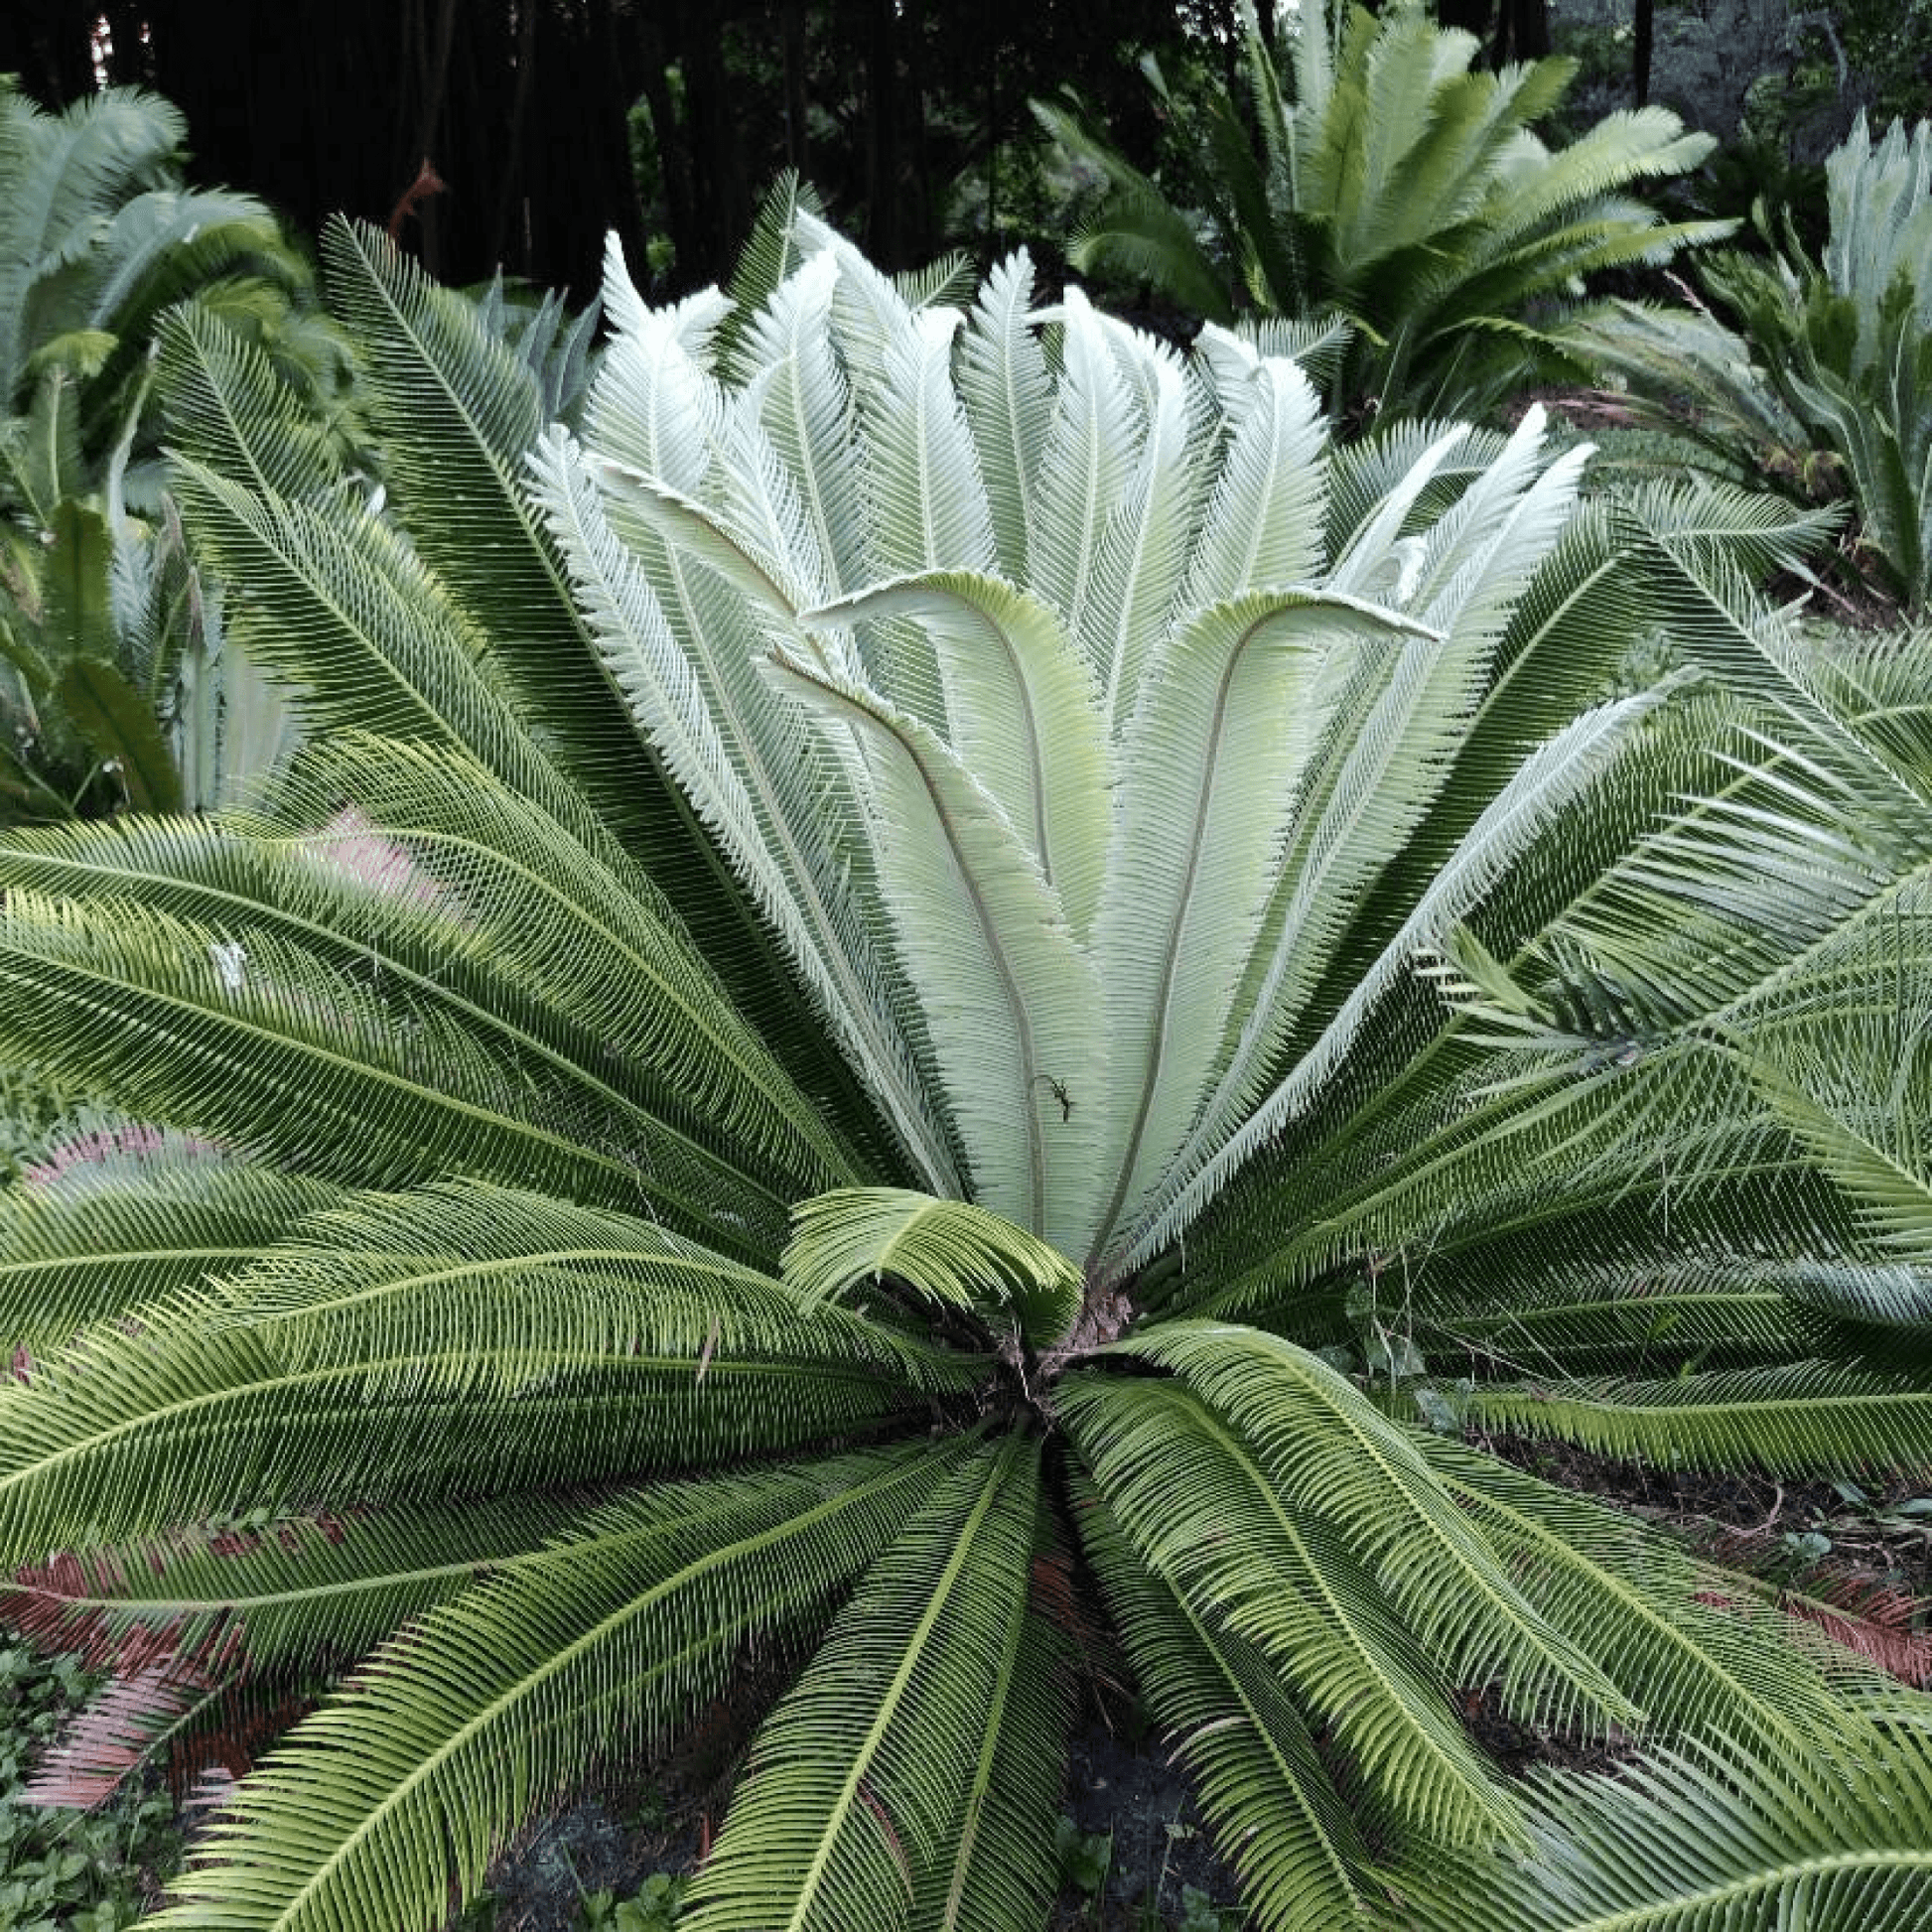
[0, 1638, 183, 1929]
[0, 199, 1930, 1932]
[577, 1872, 686, 1930]
[0, 81, 322, 823]
[1563, 112, 1932, 609]
[1033, 0, 1729, 419]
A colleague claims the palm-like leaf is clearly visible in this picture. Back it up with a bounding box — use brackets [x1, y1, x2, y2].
[1413, 1727, 1932, 1930]
[2, 201, 1930, 1932]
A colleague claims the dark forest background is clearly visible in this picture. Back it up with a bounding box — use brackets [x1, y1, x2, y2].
[0, 0, 1559, 300]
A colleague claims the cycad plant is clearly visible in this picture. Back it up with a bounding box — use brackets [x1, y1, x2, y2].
[1562, 113, 1932, 609]
[1034, 0, 1728, 420]
[0, 80, 334, 820]
[3, 204, 1932, 1930]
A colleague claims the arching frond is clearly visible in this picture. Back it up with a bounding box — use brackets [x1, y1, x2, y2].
[1469, 1362, 1932, 1477]
[783, 1188, 1082, 1346]
[0, 1181, 967, 1567]
[0, 1140, 338, 1351]
[1060, 1374, 1525, 1846]
[152, 1444, 967, 1932]
[767, 652, 1102, 1246]
[680, 1437, 1051, 1932]
[1073, 1472, 1386, 1932]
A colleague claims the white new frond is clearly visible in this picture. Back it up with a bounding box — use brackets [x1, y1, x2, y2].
[957, 250, 1052, 583]
[767, 652, 1104, 1249]
[803, 571, 1113, 942]
[1091, 350, 1210, 734]
[1031, 287, 1140, 656]
[532, 428, 954, 1194]
[1140, 691, 1668, 1263]
[1088, 589, 1436, 1264]
[1179, 351, 1329, 612]
[737, 251, 868, 597]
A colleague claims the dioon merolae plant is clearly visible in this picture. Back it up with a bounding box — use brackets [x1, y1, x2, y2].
[1, 199, 1930, 1929]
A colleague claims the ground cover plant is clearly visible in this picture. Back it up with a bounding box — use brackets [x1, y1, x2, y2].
[1, 194, 1931, 1932]
[0, 1636, 181, 1928]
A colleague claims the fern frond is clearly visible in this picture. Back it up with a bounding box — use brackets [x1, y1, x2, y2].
[0, 1141, 337, 1351]
[1074, 1472, 1385, 1931]
[1060, 1374, 1523, 1845]
[1469, 1363, 1932, 1477]
[1413, 1726, 1932, 1930]
[0, 1183, 966, 1565]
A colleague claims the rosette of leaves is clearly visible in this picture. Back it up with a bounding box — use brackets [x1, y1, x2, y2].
[0, 202, 1929, 1932]
[1561, 113, 1932, 609]
[1033, 0, 1729, 421]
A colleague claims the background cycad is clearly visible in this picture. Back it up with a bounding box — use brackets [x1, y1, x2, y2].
[1033, 0, 1729, 420]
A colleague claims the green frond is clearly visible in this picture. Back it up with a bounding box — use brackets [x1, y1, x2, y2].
[1413, 1726, 1932, 1930]
[151, 1443, 966, 1932]
[0, 877, 782, 1248]
[164, 448, 583, 829]
[911, 1518, 1072, 1932]
[0, 1141, 338, 1351]
[1104, 1323, 1633, 1725]
[0, 86, 285, 407]
[681, 1435, 1049, 1932]
[1073, 1472, 1386, 1931]
[721, 171, 827, 372]
[1, 1491, 613, 1680]
[1063, 185, 1235, 330]
[1033, 0, 1726, 414]
[1411, 1253, 1833, 1377]
[249, 734, 862, 1191]
[1469, 1362, 1932, 1477]
[316, 220, 655, 835]
[0, 1181, 965, 1566]
[783, 1187, 1081, 1345]
[1413, 1435, 1885, 1753]
[155, 298, 346, 501]
[1060, 1373, 1523, 1846]
[0, 775, 856, 1210]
